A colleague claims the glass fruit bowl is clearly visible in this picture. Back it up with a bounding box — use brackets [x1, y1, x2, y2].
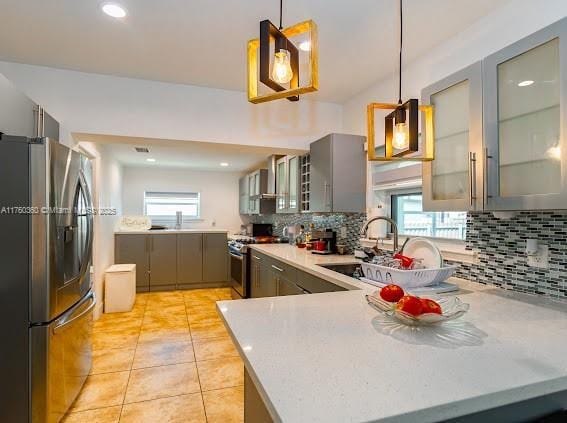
[365, 292, 470, 326]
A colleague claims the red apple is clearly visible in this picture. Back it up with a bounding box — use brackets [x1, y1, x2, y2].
[420, 298, 442, 315]
[379, 284, 405, 303]
[396, 295, 424, 316]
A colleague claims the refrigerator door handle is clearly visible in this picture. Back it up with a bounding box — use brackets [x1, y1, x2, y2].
[77, 168, 94, 282]
[53, 292, 96, 334]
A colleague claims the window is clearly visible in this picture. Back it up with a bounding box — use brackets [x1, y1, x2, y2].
[392, 193, 466, 240]
[144, 192, 200, 223]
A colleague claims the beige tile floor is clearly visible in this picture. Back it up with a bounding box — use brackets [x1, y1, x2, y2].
[63, 288, 243, 423]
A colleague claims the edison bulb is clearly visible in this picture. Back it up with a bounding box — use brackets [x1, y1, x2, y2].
[272, 49, 293, 84]
[392, 122, 409, 150]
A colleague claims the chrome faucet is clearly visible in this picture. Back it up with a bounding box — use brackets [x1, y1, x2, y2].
[360, 216, 399, 252]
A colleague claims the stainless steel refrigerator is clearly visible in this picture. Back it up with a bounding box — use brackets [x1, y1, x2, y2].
[0, 75, 96, 422]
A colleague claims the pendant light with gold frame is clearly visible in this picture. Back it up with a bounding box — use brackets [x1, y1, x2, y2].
[247, 0, 318, 104]
[367, 0, 434, 162]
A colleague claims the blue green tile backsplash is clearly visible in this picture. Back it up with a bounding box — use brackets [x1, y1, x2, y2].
[449, 211, 567, 299]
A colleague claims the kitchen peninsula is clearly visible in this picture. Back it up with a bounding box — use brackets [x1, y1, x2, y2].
[218, 244, 567, 423]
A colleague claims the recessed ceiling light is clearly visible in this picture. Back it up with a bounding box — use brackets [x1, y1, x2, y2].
[299, 41, 311, 52]
[518, 80, 534, 87]
[220, 162, 229, 167]
[102, 3, 127, 18]
[146, 158, 156, 162]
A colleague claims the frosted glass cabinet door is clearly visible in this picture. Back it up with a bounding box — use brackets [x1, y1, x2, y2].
[421, 61, 483, 211]
[287, 156, 299, 213]
[276, 158, 288, 212]
[484, 18, 567, 210]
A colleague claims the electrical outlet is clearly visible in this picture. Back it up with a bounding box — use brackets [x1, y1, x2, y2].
[340, 226, 347, 238]
[527, 244, 549, 269]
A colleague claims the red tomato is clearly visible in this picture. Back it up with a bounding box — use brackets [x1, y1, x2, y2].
[420, 298, 442, 315]
[379, 284, 405, 303]
[396, 295, 424, 316]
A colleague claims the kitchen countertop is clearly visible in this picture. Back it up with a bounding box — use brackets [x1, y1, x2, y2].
[114, 228, 228, 235]
[217, 244, 567, 423]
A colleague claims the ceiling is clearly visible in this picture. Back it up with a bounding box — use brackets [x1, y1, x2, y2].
[0, 0, 511, 103]
[76, 133, 306, 172]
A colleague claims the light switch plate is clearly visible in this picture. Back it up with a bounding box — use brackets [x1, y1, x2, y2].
[340, 226, 347, 238]
[527, 244, 549, 269]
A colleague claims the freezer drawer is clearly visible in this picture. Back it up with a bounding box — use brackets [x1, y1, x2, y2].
[31, 291, 96, 423]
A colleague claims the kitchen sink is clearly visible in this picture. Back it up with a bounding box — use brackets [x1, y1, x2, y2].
[316, 263, 362, 279]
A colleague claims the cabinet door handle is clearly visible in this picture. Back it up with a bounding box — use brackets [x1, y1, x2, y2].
[252, 255, 261, 261]
[271, 265, 284, 272]
[484, 147, 493, 200]
[468, 152, 477, 208]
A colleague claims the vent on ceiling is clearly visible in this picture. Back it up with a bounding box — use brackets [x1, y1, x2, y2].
[135, 147, 150, 153]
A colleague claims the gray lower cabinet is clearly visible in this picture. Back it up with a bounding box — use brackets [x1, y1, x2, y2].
[245, 369, 274, 423]
[177, 233, 203, 287]
[249, 250, 346, 298]
[115, 232, 228, 291]
[149, 234, 177, 290]
[115, 234, 150, 291]
[296, 270, 347, 294]
[277, 277, 304, 296]
[203, 233, 228, 283]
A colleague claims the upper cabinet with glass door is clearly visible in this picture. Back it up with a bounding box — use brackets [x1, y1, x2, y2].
[483, 18, 567, 210]
[276, 155, 300, 214]
[421, 61, 483, 212]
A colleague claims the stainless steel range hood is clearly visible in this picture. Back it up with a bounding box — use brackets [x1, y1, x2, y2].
[258, 154, 284, 199]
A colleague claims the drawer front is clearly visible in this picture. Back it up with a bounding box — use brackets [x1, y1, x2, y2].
[268, 258, 297, 282]
[296, 270, 347, 294]
[249, 252, 297, 280]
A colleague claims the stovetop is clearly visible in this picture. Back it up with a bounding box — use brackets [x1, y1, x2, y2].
[228, 235, 288, 254]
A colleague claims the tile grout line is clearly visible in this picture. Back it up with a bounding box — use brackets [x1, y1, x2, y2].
[118, 295, 147, 422]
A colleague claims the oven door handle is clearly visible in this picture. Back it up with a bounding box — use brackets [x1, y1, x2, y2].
[229, 252, 244, 261]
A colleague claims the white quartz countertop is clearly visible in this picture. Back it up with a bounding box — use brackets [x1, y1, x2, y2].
[218, 244, 567, 423]
[115, 229, 228, 235]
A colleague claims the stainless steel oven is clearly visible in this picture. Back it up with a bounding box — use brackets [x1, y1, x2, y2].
[229, 244, 248, 298]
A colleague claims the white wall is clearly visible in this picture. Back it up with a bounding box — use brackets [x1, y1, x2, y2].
[122, 167, 243, 233]
[78, 142, 123, 319]
[0, 62, 342, 150]
[343, 0, 567, 137]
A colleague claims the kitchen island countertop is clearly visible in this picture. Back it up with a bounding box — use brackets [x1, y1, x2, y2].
[217, 244, 567, 423]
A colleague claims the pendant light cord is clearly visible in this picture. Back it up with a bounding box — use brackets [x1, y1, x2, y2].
[398, 0, 403, 104]
[279, 0, 283, 30]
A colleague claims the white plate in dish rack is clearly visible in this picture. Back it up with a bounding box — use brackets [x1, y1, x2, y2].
[402, 237, 443, 268]
[359, 277, 459, 295]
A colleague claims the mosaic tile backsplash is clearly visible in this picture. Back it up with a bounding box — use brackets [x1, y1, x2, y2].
[250, 213, 367, 254]
[449, 211, 567, 299]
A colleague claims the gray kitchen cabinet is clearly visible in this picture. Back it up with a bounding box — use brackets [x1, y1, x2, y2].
[421, 61, 483, 212]
[238, 176, 249, 215]
[115, 234, 150, 292]
[249, 256, 262, 298]
[483, 17, 567, 211]
[277, 276, 305, 296]
[296, 270, 347, 293]
[203, 233, 228, 283]
[276, 155, 300, 213]
[245, 369, 274, 423]
[244, 169, 276, 215]
[249, 253, 277, 298]
[177, 233, 203, 287]
[149, 234, 177, 290]
[310, 133, 366, 213]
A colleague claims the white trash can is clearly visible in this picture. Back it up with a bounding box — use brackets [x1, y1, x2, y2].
[105, 264, 136, 313]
